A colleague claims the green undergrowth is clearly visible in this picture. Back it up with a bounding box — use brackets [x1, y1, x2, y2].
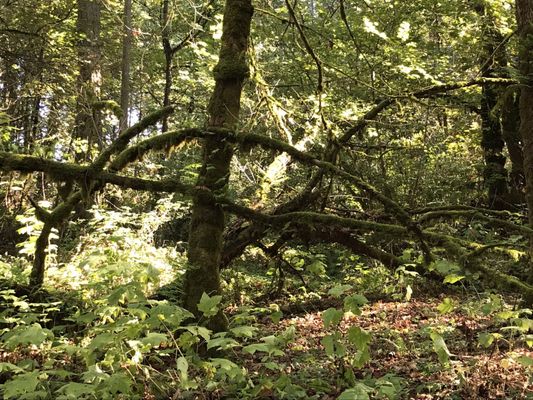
[0, 205, 532, 399]
[0, 266, 532, 399]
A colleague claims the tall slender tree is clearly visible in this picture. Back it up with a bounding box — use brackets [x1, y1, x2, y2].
[120, 0, 133, 131]
[183, 0, 253, 332]
[476, 1, 509, 209]
[516, 0, 533, 268]
[74, 0, 102, 161]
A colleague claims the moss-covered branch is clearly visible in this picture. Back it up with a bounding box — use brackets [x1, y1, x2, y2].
[0, 152, 87, 178]
[110, 128, 201, 171]
[2, 125, 432, 263]
[4, 144, 530, 299]
[418, 209, 533, 237]
[113, 127, 433, 261]
[92, 106, 174, 172]
[339, 77, 516, 144]
[410, 204, 525, 218]
[218, 202, 533, 300]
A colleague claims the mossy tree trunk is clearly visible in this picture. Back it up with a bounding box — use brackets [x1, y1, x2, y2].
[119, 0, 132, 131]
[501, 91, 525, 203]
[183, 0, 253, 332]
[478, 4, 509, 209]
[74, 0, 102, 161]
[161, 0, 172, 134]
[516, 0, 533, 282]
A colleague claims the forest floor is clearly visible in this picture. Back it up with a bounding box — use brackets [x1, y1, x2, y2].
[1, 270, 532, 399]
[231, 291, 533, 400]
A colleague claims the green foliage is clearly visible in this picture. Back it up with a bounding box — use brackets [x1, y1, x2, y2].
[198, 292, 223, 317]
[429, 331, 451, 366]
[338, 383, 373, 400]
[437, 297, 455, 314]
[2, 0, 533, 397]
[322, 307, 344, 328]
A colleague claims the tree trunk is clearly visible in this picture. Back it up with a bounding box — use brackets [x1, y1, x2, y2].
[478, 4, 508, 209]
[501, 91, 524, 203]
[74, 0, 102, 161]
[516, 0, 533, 273]
[29, 223, 52, 287]
[183, 0, 253, 332]
[161, 0, 172, 133]
[119, 0, 132, 131]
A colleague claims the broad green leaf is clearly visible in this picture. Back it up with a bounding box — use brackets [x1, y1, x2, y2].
[347, 326, 371, 350]
[0, 362, 23, 373]
[4, 324, 53, 349]
[516, 355, 533, 367]
[197, 293, 222, 317]
[337, 383, 373, 400]
[321, 332, 345, 357]
[207, 337, 239, 350]
[242, 343, 270, 354]
[184, 325, 211, 341]
[377, 380, 397, 399]
[344, 295, 368, 315]
[105, 372, 132, 394]
[443, 274, 465, 284]
[322, 308, 344, 328]
[230, 325, 257, 338]
[141, 332, 168, 347]
[496, 311, 517, 320]
[210, 358, 242, 378]
[81, 364, 108, 384]
[270, 311, 283, 324]
[56, 382, 96, 397]
[74, 312, 97, 324]
[352, 348, 371, 368]
[3, 371, 40, 399]
[177, 356, 188, 380]
[437, 298, 455, 314]
[87, 332, 115, 351]
[307, 259, 327, 276]
[431, 260, 461, 275]
[478, 332, 495, 348]
[328, 284, 353, 298]
[148, 302, 193, 328]
[430, 332, 450, 365]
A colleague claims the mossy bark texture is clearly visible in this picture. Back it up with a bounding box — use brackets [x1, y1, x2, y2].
[516, 0, 533, 289]
[74, 0, 102, 161]
[183, 0, 253, 332]
[501, 91, 525, 201]
[479, 6, 508, 209]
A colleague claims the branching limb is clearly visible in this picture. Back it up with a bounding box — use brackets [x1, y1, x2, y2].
[418, 210, 533, 238]
[3, 107, 172, 288]
[339, 77, 516, 144]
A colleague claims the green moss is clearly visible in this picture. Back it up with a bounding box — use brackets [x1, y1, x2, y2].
[213, 57, 249, 80]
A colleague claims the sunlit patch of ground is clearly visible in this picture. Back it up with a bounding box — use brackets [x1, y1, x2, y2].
[254, 297, 533, 399]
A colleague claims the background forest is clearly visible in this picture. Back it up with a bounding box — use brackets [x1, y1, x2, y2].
[1, 0, 533, 398]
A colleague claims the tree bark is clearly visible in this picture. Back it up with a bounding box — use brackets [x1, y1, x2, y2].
[516, 0, 533, 281]
[478, 3, 509, 209]
[119, 0, 132, 131]
[183, 0, 253, 332]
[161, 0, 172, 133]
[74, 0, 102, 161]
[501, 91, 525, 202]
